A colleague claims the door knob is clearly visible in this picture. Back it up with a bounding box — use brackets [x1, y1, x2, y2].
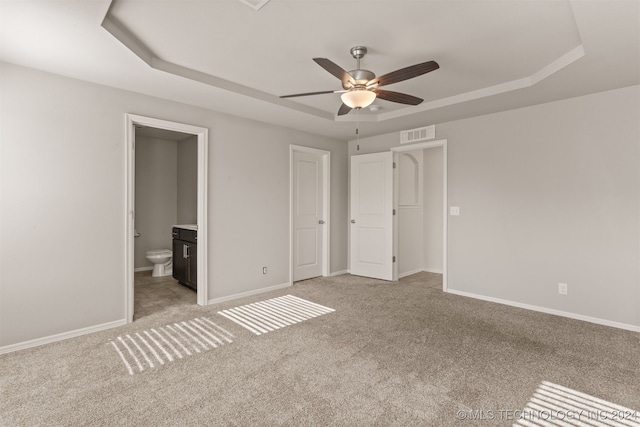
[319, 220, 325, 224]
[351, 219, 356, 223]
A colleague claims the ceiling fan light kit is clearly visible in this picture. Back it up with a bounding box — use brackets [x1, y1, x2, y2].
[280, 46, 439, 116]
[341, 89, 377, 109]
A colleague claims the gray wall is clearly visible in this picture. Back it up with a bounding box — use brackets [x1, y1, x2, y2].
[177, 135, 197, 224]
[440, 86, 638, 327]
[0, 62, 348, 347]
[134, 136, 178, 269]
[349, 85, 639, 328]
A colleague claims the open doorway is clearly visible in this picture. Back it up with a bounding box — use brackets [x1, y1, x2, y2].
[133, 126, 196, 319]
[348, 140, 447, 290]
[125, 114, 209, 323]
[392, 140, 447, 290]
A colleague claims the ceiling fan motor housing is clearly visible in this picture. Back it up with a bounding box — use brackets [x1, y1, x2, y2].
[350, 46, 367, 59]
[343, 46, 377, 89]
[343, 69, 376, 89]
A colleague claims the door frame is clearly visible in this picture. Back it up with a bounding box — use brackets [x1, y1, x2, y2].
[391, 139, 448, 291]
[125, 114, 209, 322]
[289, 145, 331, 282]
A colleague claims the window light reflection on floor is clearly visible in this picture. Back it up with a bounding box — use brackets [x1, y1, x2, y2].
[514, 381, 640, 427]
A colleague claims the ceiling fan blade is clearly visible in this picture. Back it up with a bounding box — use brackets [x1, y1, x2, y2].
[370, 60, 439, 87]
[313, 58, 355, 86]
[337, 103, 352, 116]
[280, 90, 343, 98]
[374, 89, 423, 105]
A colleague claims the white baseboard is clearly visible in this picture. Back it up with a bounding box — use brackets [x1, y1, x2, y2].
[423, 268, 443, 274]
[134, 266, 153, 272]
[329, 270, 348, 277]
[0, 318, 127, 355]
[207, 282, 292, 305]
[446, 289, 640, 333]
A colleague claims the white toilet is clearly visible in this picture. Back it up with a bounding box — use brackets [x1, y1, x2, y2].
[145, 249, 173, 277]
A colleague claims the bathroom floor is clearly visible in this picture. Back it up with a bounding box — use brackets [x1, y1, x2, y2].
[134, 271, 197, 320]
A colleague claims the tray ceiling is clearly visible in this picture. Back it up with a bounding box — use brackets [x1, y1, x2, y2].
[1, 0, 638, 139]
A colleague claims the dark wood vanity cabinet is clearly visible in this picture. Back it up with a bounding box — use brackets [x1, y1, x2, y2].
[172, 227, 197, 291]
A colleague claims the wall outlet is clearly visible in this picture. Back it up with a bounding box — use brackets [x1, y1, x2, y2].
[450, 206, 460, 216]
[262, 266, 267, 274]
[558, 283, 568, 295]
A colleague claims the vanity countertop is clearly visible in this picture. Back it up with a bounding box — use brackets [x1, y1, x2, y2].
[173, 224, 198, 231]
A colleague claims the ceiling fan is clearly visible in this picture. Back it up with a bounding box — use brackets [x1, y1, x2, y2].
[280, 46, 439, 116]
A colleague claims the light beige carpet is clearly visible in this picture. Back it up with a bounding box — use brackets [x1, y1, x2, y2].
[1, 272, 638, 426]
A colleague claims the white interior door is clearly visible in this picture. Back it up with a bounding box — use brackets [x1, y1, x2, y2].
[293, 150, 324, 281]
[350, 152, 394, 281]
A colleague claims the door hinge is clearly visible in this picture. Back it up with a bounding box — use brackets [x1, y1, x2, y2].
[393, 209, 396, 215]
[393, 162, 396, 168]
[393, 256, 396, 263]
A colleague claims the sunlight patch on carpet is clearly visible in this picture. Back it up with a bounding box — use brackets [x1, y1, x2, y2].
[514, 381, 639, 427]
[108, 317, 234, 375]
[217, 294, 335, 335]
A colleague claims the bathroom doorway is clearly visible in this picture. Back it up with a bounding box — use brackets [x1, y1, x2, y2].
[125, 114, 209, 323]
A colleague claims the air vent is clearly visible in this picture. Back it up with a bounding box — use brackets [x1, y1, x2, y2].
[400, 125, 435, 144]
[236, 0, 270, 10]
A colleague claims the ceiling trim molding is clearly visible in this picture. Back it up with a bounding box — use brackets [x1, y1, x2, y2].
[531, 45, 585, 85]
[101, 1, 584, 125]
[370, 45, 586, 122]
[101, 3, 333, 121]
[100, 8, 153, 64]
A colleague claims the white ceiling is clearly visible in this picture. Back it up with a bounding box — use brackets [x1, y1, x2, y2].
[1, 0, 638, 140]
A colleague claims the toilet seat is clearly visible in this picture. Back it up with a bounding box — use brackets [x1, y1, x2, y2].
[146, 249, 172, 257]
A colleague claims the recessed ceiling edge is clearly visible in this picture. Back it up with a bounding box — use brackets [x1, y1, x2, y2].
[236, 0, 271, 11]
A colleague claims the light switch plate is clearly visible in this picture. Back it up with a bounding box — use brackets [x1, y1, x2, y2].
[450, 206, 460, 216]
